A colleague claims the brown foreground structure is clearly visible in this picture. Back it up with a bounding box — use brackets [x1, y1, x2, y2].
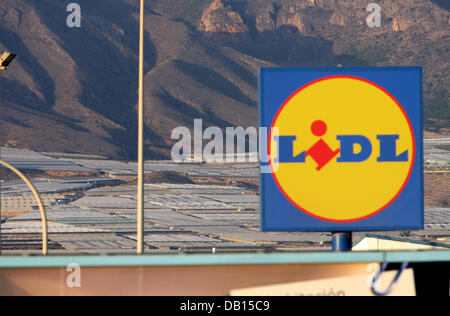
[0, 251, 448, 296]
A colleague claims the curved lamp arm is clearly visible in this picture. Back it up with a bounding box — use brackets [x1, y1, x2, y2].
[0, 160, 48, 255]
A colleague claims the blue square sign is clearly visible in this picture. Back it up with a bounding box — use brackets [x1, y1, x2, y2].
[260, 67, 424, 232]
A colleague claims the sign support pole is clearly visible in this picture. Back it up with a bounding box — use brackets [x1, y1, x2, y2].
[331, 232, 352, 251]
[137, 0, 145, 255]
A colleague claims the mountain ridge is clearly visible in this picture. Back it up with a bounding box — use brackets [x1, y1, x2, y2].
[0, 0, 448, 159]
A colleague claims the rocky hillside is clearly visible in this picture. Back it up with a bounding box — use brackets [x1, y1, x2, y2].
[0, 0, 448, 159]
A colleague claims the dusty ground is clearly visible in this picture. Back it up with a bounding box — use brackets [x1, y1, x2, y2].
[1, 209, 32, 218]
[194, 177, 260, 193]
[424, 129, 450, 137]
[144, 171, 194, 184]
[0, 169, 101, 181]
[424, 173, 450, 207]
[126, 171, 260, 192]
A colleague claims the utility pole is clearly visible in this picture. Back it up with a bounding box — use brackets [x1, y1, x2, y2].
[137, 0, 145, 255]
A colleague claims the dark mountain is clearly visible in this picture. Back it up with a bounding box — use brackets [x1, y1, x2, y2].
[0, 0, 448, 159]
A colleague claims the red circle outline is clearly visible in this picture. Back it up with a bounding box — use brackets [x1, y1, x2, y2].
[267, 75, 416, 223]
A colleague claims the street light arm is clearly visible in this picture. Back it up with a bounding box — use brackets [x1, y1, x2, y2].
[0, 160, 48, 255]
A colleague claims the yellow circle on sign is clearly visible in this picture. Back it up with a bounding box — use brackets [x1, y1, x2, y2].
[269, 76, 415, 222]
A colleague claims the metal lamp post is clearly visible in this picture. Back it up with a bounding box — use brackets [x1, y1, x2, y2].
[137, 0, 145, 254]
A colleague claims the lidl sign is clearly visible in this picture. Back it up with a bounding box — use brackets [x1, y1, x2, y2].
[260, 68, 423, 231]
